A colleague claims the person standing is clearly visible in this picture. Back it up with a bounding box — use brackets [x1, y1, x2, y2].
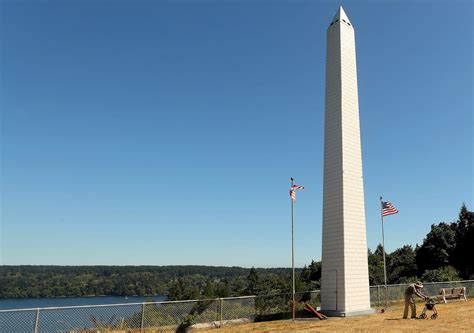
[403, 281, 428, 319]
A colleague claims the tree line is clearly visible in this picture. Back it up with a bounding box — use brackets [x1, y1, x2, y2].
[1, 204, 472, 300]
[368, 204, 473, 285]
[0, 266, 289, 299]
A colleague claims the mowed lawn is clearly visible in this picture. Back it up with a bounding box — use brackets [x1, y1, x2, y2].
[192, 299, 474, 332]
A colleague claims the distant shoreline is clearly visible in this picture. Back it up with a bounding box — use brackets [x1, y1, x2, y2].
[0, 294, 169, 300]
[0, 295, 168, 311]
[0, 294, 166, 299]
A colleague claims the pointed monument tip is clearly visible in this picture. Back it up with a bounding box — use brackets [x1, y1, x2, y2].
[331, 5, 352, 26]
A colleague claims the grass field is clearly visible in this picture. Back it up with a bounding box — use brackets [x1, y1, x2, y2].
[192, 299, 474, 332]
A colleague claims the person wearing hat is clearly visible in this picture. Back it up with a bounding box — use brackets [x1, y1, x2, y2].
[403, 281, 428, 319]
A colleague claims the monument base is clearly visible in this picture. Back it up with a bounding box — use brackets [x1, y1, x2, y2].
[320, 308, 375, 317]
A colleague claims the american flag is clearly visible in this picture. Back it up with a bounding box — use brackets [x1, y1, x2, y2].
[289, 185, 304, 201]
[382, 201, 399, 217]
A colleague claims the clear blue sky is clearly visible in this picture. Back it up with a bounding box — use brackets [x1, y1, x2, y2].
[1, 0, 472, 267]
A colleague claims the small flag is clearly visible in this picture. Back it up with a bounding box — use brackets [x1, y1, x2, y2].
[382, 201, 399, 216]
[290, 185, 304, 201]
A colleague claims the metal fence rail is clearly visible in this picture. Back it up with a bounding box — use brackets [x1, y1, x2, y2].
[0, 280, 471, 332]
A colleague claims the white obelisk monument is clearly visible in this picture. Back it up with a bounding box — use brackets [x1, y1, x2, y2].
[320, 6, 373, 316]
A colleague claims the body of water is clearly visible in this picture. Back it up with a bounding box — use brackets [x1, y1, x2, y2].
[0, 295, 169, 332]
[0, 295, 167, 310]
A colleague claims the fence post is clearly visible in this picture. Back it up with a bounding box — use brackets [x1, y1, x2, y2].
[33, 308, 40, 333]
[377, 285, 380, 307]
[219, 298, 223, 328]
[141, 302, 145, 333]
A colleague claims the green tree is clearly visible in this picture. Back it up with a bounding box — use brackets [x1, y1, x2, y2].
[202, 279, 215, 298]
[368, 245, 385, 285]
[167, 278, 186, 301]
[215, 279, 230, 298]
[421, 266, 460, 282]
[452, 204, 474, 278]
[416, 222, 456, 274]
[387, 245, 418, 284]
[300, 260, 321, 289]
[245, 267, 259, 295]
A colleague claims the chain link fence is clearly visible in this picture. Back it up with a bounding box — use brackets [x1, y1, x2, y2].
[369, 280, 474, 307]
[0, 281, 471, 332]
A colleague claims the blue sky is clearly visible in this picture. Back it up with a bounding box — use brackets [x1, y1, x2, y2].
[1, 0, 472, 267]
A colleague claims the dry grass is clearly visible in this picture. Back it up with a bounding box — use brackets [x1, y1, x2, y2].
[191, 299, 474, 332]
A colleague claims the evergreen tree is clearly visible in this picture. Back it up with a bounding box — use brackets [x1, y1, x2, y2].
[167, 278, 185, 301]
[202, 279, 215, 298]
[368, 245, 385, 285]
[245, 267, 259, 295]
[300, 260, 321, 289]
[452, 204, 474, 278]
[216, 279, 230, 298]
[387, 245, 417, 284]
[416, 222, 456, 274]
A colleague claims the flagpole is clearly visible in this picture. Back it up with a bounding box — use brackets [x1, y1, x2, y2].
[291, 177, 295, 321]
[380, 196, 388, 308]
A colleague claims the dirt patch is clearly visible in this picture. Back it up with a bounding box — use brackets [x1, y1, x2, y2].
[191, 299, 474, 332]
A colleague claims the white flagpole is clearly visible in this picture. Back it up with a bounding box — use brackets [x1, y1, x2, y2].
[380, 196, 388, 308]
[291, 177, 295, 321]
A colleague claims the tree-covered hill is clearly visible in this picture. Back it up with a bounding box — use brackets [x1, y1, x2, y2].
[0, 265, 296, 299]
[1, 204, 472, 300]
